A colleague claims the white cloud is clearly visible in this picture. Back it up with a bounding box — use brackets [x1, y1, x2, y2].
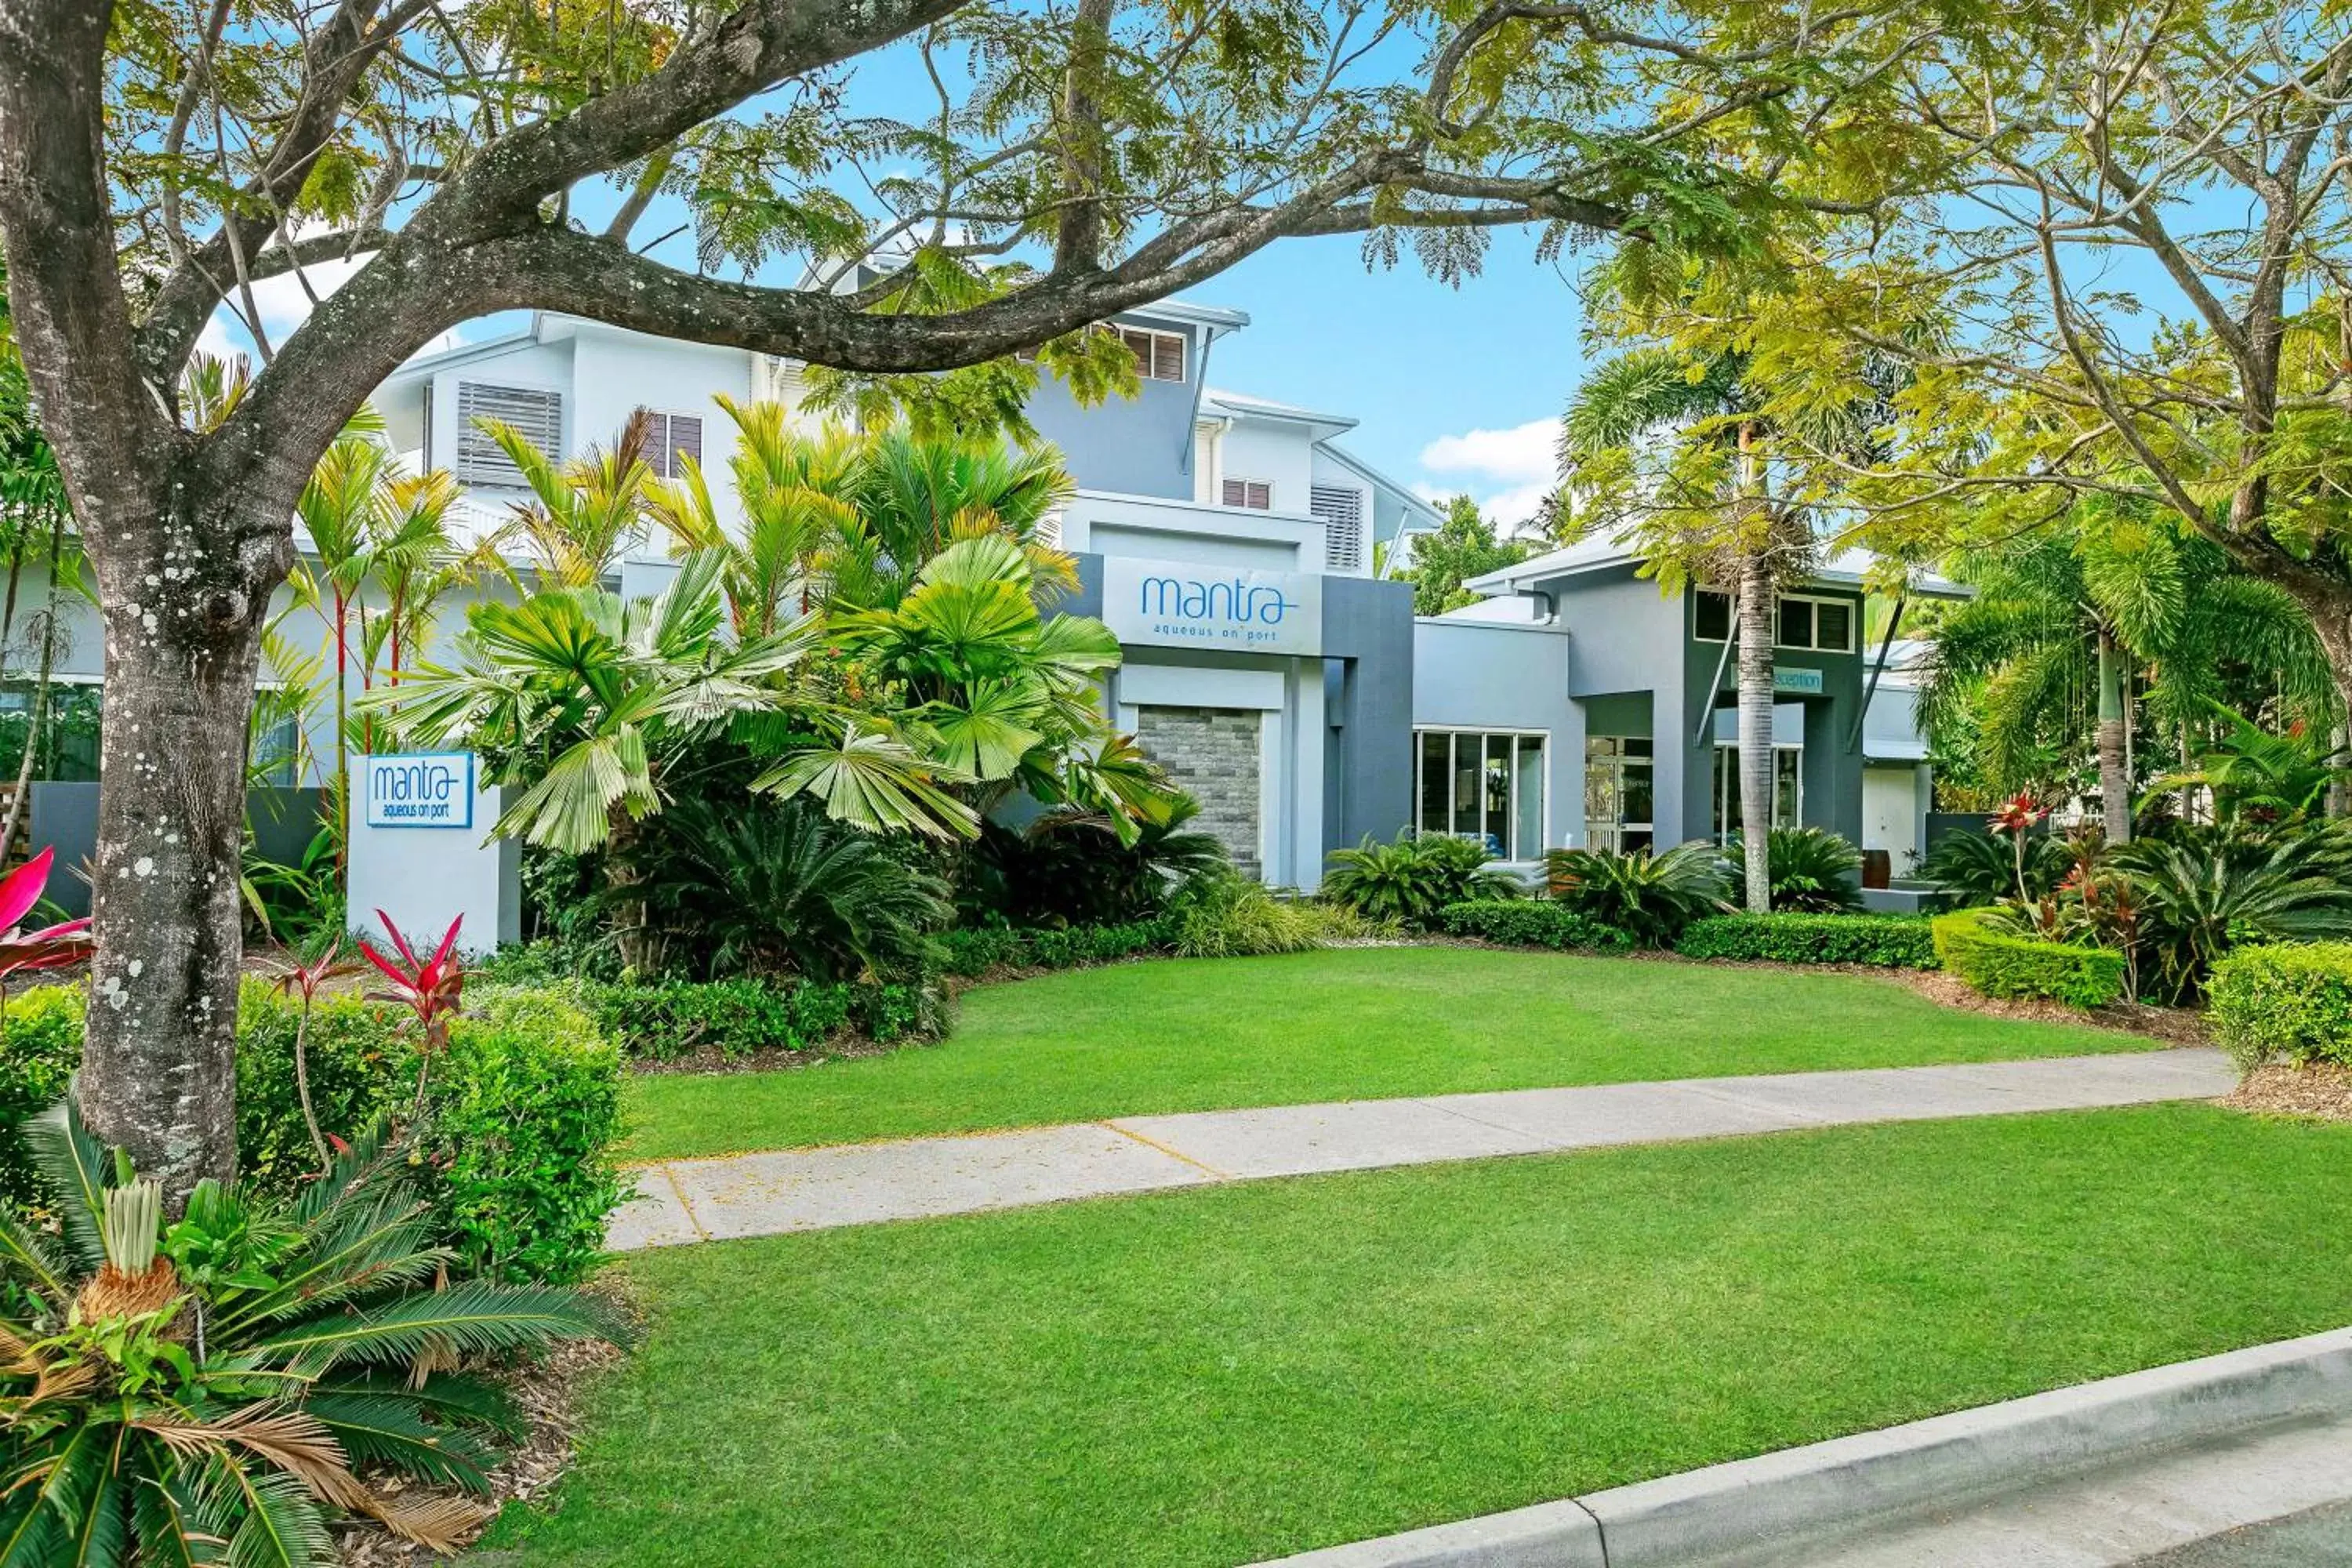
[1416, 416, 1559, 530]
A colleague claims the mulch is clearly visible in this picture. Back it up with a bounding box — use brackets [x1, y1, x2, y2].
[2222, 1062, 2352, 1123]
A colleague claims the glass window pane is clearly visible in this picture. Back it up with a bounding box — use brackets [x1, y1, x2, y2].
[1776, 748, 1802, 828]
[1714, 746, 1736, 838]
[1515, 736, 1544, 858]
[1625, 738, 1653, 757]
[1452, 735, 1481, 837]
[1815, 601, 1853, 652]
[1694, 590, 1731, 641]
[1777, 597, 1811, 648]
[1418, 733, 1448, 834]
[1483, 735, 1511, 855]
[1622, 761, 1653, 828]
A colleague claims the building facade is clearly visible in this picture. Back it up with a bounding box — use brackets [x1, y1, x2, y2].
[16, 298, 1951, 895]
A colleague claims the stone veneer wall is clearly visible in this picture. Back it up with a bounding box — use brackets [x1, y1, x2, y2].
[1136, 706, 1262, 880]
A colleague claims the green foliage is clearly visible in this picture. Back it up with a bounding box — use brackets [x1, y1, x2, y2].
[0, 1101, 618, 1564]
[2208, 942, 2352, 1073]
[936, 920, 1175, 978]
[1437, 900, 1634, 953]
[1544, 843, 1733, 947]
[1402, 495, 1532, 615]
[1918, 829, 2070, 907]
[1169, 875, 1327, 959]
[1322, 831, 1523, 929]
[0, 983, 82, 1207]
[961, 799, 1229, 927]
[2107, 828, 2352, 1004]
[1931, 913, 2125, 1007]
[4, 982, 626, 1283]
[1676, 913, 1936, 968]
[628, 795, 950, 982]
[568, 973, 952, 1062]
[426, 987, 626, 1284]
[2147, 703, 2351, 826]
[1727, 827, 1864, 912]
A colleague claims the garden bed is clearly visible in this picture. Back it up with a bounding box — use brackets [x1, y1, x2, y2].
[2224, 1062, 2352, 1123]
[486, 1105, 2352, 1567]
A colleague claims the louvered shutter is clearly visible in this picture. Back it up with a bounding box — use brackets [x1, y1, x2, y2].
[456, 383, 562, 485]
[1222, 478, 1272, 510]
[666, 414, 703, 476]
[1151, 332, 1185, 382]
[1310, 485, 1365, 571]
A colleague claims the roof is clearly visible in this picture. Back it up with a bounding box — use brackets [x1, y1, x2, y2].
[1312, 442, 1445, 529]
[1462, 535, 1969, 600]
[1200, 387, 1357, 434]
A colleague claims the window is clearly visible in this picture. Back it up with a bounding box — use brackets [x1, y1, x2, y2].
[1712, 745, 1803, 839]
[1692, 588, 1856, 653]
[637, 409, 705, 479]
[1309, 485, 1365, 572]
[1115, 326, 1186, 382]
[1414, 730, 1546, 860]
[1222, 477, 1272, 510]
[455, 382, 562, 486]
[1584, 736, 1654, 853]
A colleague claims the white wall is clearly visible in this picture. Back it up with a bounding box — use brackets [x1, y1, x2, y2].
[568, 325, 755, 547]
[1862, 763, 1929, 869]
[1213, 416, 1316, 514]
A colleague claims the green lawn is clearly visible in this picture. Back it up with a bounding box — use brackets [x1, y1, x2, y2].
[622, 946, 2136, 1160]
[483, 1105, 2352, 1567]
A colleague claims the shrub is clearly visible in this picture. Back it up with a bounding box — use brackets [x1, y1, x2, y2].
[561, 971, 953, 1061]
[4, 981, 628, 1284]
[1748, 827, 1865, 912]
[1323, 831, 1523, 927]
[1919, 829, 2070, 906]
[1438, 900, 1634, 952]
[936, 918, 1174, 978]
[1675, 913, 1937, 968]
[0, 983, 83, 1208]
[2208, 942, 2352, 1073]
[2109, 828, 2352, 1004]
[1170, 876, 1326, 958]
[426, 986, 627, 1283]
[1545, 842, 1733, 947]
[1931, 911, 2125, 1007]
[961, 801, 1228, 925]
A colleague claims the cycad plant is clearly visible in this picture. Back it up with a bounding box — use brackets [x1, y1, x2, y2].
[1723, 826, 1864, 912]
[0, 1102, 618, 1563]
[2107, 827, 2352, 1002]
[1322, 832, 1523, 928]
[1544, 843, 1733, 946]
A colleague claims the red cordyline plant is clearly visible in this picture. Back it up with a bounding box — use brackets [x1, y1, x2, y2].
[267, 936, 361, 1172]
[0, 845, 93, 1040]
[358, 909, 466, 1116]
[1986, 793, 2049, 905]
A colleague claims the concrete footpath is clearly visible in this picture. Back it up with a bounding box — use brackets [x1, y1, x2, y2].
[607, 1047, 2232, 1250]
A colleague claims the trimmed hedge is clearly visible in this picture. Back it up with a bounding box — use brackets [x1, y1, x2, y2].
[2208, 942, 2352, 1073]
[1439, 900, 1635, 953]
[1930, 913, 2125, 1007]
[565, 975, 951, 1062]
[937, 918, 1174, 978]
[0, 980, 623, 1283]
[1676, 913, 1938, 969]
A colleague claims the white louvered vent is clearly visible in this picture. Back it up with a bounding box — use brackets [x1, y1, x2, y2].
[640, 410, 705, 477]
[1221, 477, 1272, 510]
[1311, 484, 1366, 572]
[456, 383, 563, 486]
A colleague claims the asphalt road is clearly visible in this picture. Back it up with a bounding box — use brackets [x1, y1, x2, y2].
[2137, 1500, 2352, 1566]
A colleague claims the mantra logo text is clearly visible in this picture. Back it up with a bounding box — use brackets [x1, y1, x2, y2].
[1138, 575, 1297, 625]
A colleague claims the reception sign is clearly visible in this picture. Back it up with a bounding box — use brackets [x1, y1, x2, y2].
[1102, 557, 1323, 656]
[364, 752, 477, 829]
[1773, 667, 1825, 695]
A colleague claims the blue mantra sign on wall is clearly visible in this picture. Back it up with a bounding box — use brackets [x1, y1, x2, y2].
[1102, 558, 1323, 655]
[364, 752, 477, 829]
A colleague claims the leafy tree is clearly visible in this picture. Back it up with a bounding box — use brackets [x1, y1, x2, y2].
[1403, 495, 1530, 615]
[0, 0, 1922, 1192]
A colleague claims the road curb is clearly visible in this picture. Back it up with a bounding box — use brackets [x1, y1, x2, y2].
[1253, 1326, 2352, 1568]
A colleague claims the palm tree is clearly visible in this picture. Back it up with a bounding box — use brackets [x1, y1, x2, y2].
[294, 434, 393, 858]
[483, 409, 656, 590]
[1922, 510, 2332, 837]
[1561, 349, 1823, 912]
[824, 425, 1076, 612]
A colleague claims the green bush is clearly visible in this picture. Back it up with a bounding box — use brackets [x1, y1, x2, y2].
[566, 973, 952, 1061]
[1, 981, 625, 1283]
[1438, 900, 1634, 953]
[0, 984, 83, 1208]
[1931, 912, 2125, 1007]
[1322, 832, 1522, 927]
[937, 919, 1174, 978]
[1171, 877, 1326, 958]
[1545, 843, 1733, 947]
[2208, 942, 2352, 1072]
[427, 986, 626, 1283]
[1676, 913, 1938, 968]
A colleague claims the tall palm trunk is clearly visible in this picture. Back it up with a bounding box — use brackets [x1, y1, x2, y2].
[2095, 627, 2130, 844]
[1733, 422, 1774, 914]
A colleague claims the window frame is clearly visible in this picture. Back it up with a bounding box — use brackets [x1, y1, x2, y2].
[1582, 735, 1655, 854]
[635, 407, 706, 481]
[1690, 588, 1859, 654]
[1112, 325, 1187, 383]
[1412, 727, 1549, 862]
[1711, 742, 1806, 840]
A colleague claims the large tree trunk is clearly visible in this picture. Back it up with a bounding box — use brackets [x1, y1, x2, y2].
[2095, 627, 2130, 845]
[1735, 546, 1775, 913]
[74, 486, 281, 1203]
